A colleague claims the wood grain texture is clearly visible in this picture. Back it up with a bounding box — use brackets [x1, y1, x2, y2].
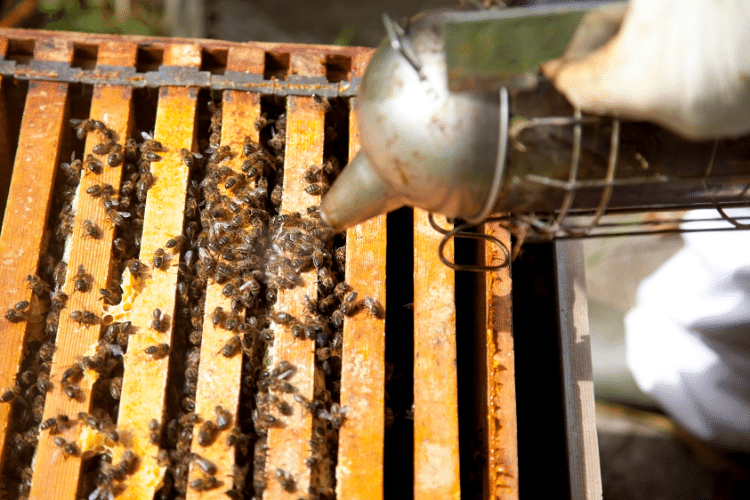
[28, 45, 137, 500]
[263, 92, 325, 499]
[554, 240, 602, 500]
[0, 77, 14, 228]
[115, 45, 200, 500]
[413, 210, 461, 500]
[484, 222, 519, 500]
[335, 99, 386, 500]
[0, 41, 72, 485]
[186, 51, 262, 499]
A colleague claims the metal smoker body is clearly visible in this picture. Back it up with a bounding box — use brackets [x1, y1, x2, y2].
[321, 10, 501, 231]
[321, 4, 750, 238]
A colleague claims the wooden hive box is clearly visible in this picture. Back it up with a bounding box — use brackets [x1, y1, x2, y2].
[0, 28, 604, 500]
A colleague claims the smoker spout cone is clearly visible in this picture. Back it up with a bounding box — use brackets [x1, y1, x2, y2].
[320, 152, 404, 232]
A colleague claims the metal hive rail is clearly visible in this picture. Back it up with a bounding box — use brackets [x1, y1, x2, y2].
[0, 30, 519, 500]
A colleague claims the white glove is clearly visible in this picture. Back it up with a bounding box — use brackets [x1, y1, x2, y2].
[542, 0, 750, 140]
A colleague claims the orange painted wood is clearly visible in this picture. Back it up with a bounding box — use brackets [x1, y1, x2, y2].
[484, 222, 519, 500]
[115, 45, 200, 500]
[187, 49, 262, 499]
[413, 210, 461, 500]
[335, 99, 386, 500]
[28, 49, 137, 500]
[0, 42, 72, 481]
[263, 92, 325, 499]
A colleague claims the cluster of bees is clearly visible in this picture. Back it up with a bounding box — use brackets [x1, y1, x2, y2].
[0, 92, 380, 500]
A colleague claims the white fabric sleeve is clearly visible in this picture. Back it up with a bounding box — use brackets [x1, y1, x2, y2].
[626, 209, 750, 451]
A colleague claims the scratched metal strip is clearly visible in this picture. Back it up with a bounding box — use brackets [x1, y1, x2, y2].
[0, 59, 361, 96]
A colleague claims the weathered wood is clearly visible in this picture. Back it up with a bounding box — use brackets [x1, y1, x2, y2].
[336, 98, 387, 500]
[186, 47, 262, 500]
[0, 39, 13, 230]
[0, 28, 373, 65]
[28, 42, 137, 500]
[0, 41, 73, 481]
[554, 240, 602, 500]
[115, 44, 200, 500]
[264, 56, 326, 497]
[484, 222, 519, 500]
[413, 210, 461, 500]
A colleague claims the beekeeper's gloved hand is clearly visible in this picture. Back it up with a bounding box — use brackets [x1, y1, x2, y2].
[541, 0, 750, 140]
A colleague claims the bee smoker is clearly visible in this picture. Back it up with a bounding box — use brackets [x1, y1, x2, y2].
[320, 4, 750, 240]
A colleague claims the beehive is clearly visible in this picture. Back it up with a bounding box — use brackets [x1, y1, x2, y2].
[0, 29, 522, 500]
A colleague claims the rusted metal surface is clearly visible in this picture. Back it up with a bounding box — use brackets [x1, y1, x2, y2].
[335, 99, 387, 500]
[263, 60, 326, 497]
[413, 210, 461, 500]
[0, 40, 72, 484]
[114, 44, 200, 500]
[0, 28, 367, 96]
[484, 221, 519, 500]
[186, 47, 262, 500]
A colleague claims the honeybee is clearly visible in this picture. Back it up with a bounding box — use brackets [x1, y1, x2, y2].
[53, 436, 79, 457]
[268, 128, 284, 153]
[198, 420, 218, 446]
[110, 377, 122, 400]
[211, 307, 225, 327]
[25, 274, 50, 295]
[315, 294, 335, 314]
[191, 453, 217, 475]
[208, 145, 231, 164]
[152, 248, 167, 270]
[312, 93, 330, 112]
[5, 302, 28, 323]
[53, 261, 68, 288]
[214, 405, 232, 430]
[99, 286, 121, 305]
[189, 476, 221, 491]
[179, 148, 202, 169]
[62, 362, 84, 383]
[86, 183, 113, 197]
[79, 411, 101, 429]
[151, 308, 168, 332]
[70, 118, 97, 139]
[253, 112, 275, 132]
[70, 309, 100, 325]
[93, 140, 115, 155]
[140, 131, 166, 152]
[116, 449, 139, 475]
[85, 154, 102, 174]
[107, 150, 123, 167]
[220, 336, 241, 358]
[83, 219, 102, 239]
[363, 296, 385, 319]
[305, 182, 329, 196]
[0, 385, 20, 402]
[127, 259, 148, 278]
[73, 264, 93, 293]
[144, 343, 170, 359]
[40, 414, 68, 433]
[274, 468, 296, 493]
[149, 418, 161, 444]
[64, 384, 82, 400]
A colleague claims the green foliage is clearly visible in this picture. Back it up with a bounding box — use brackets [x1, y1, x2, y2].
[40, 0, 162, 36]
[333, 26, 355, 46]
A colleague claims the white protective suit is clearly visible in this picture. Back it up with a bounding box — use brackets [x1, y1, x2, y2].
[543, 0, 750, 449]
